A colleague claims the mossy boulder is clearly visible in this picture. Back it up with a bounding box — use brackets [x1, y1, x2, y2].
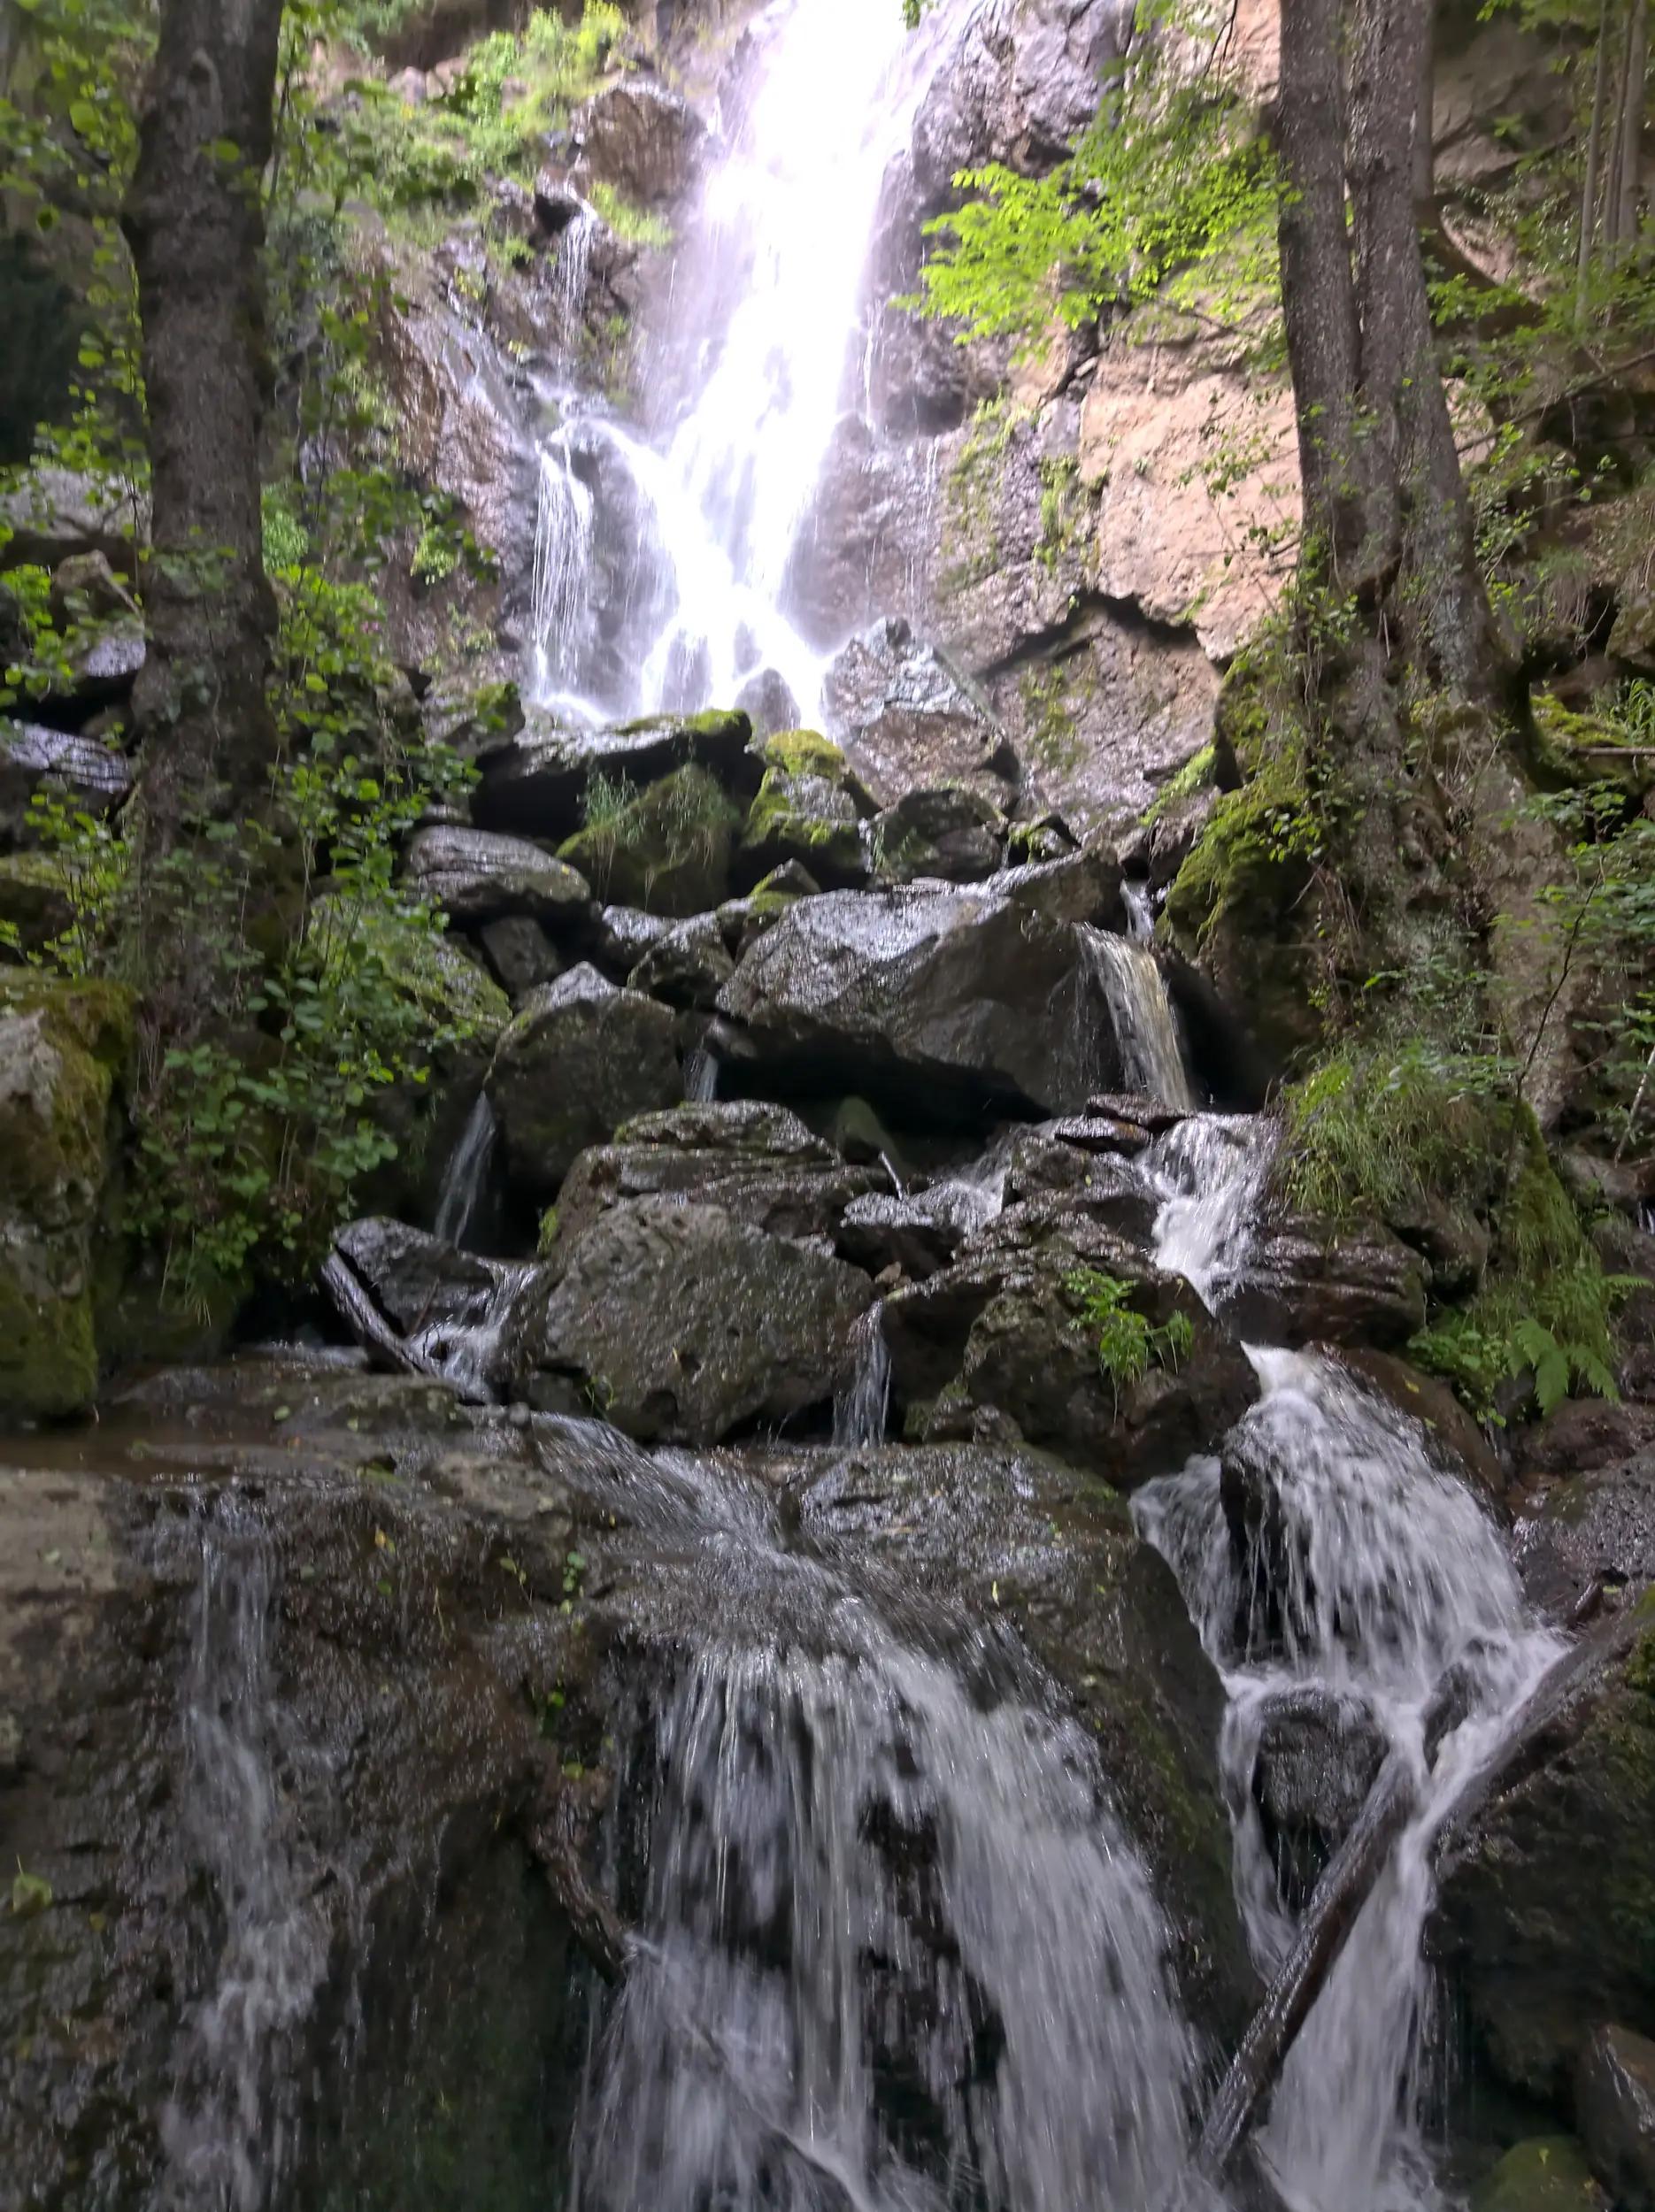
[488, 964, 681, 1203]
[1470, 2139, 1607, 2212]
[0, 974, 131, 1422]
[558, 763, 740, 917]
[735, 764, 866, 890]
[1434, 1602, 1655, 2100]
[0, 850, 73, 956]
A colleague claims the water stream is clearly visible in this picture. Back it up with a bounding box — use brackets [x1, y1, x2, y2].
[528, 0, 980, 726]
[1130, 1093, 1563, 2212]
[160, 1509, 328, 2212]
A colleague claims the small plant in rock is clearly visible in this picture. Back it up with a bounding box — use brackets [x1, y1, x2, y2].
[1065, 1269, 1195, 1408]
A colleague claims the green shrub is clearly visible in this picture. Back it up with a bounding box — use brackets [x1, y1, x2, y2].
[1065, 1269, 1195, 1407]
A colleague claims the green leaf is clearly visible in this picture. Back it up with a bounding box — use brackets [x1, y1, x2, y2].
[12, 1868, 52, 1919]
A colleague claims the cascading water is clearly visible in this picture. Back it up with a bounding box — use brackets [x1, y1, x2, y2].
[571, 1629, 1221, 2212]
[834, 1302, 892, 1447]
[532, 430, 597, 702]
[527, 0, 980, 726]
[434, 1091, 498, 1249]
[1082, 927, 1197, 1112]
[160, 1509, 327, 2212]
[1130, 1102, 1564, 2212]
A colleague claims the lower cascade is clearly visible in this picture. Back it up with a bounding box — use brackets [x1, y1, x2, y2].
[571, 1632, 1216, 2212]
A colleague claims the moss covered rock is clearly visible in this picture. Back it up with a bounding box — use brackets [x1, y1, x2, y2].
[0, 850, 73, 957]
[488, 964, 681, 1203]
[0, 974, 131, 1422]
[1434, 1601, 1655, 2099]
[558, 763, 739, 917]
[1470, 2138, 1607, 2212]
[736, 764, 866, 889]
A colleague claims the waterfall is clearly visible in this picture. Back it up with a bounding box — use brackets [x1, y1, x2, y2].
[1133, 1121, 1564, 2211]
[1082, 927, 1197, 1112]
[1123, 879, 1156, 941]
[553, 203, 597, 350]
[434, 1091, 497, 1249]
[526, 0, 979, 724]
[160, 1510, 327, 2212]
[834, 1302, 891, 1447]
[683, 1045, 720, 1103]
[1143, 1113, 1275, 1310]
[571, 1633, 1220, 2212]
[532, 431, 597, 701]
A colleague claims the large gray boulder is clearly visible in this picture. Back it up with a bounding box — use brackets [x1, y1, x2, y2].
[883, 1198, 1256, 1490]
[789, 1437, 1255, 2040]
[404, 825, 590, 926]
[822, 618, 1019, 808]
[533, 1195, 874, 1443]
[712, 853, 1127, 1116]
[548, 1100, 881, 1251]
[487, 964, 681, 1202]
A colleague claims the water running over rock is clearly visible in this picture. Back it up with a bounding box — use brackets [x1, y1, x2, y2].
[434, 1091, 499, 1250]
[1082, 927, 1196, 1111]
[528, 0, 980, 724]
[160, 1509, 329, 2212]
[572, 1632, 1220, 2212]
[1133, 1118, 1564, 2212]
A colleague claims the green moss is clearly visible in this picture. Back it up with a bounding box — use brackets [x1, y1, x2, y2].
[559, 764, 740, 917]
[740, 769, 864, 879]
[1018, 659, 1089, 774]
[758, 729, 845, 779]
[319, 897, 510, 1045]
[1162, 749, 1314, 950]
[1469, 2138, 1605, 2212]
[537, 1205, 560, 1256]
[1280, 1042, 1512, 1226]
[1141, 743, 1217, 827]
[0, 978, 133, 1423]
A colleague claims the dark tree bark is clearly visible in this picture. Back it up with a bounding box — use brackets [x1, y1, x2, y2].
[1270, 0, 1514, 984]
[120, 0, 286, 879]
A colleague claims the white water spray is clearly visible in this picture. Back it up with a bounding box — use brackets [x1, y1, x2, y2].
[1133, 1122, 1563, 2212]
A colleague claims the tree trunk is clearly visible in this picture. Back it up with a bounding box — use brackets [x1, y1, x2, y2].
[1275, 0, 1365, 575]
[1616, 0, 1648, 252]
[1580, 0, 1615, 322]
[120, 0, 286, 882]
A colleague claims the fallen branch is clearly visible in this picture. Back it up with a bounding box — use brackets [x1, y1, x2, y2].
[319, 1251, 477, 1398]
[528, 1809, 631, 1987]
[1435, 1598, 1648, 1874]
[1199, 1756, 1417, 2179]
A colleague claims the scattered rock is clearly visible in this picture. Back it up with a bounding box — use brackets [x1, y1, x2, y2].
[488, 964, 681, 1202]
[404, 824, 591, 926]
[1251, 1685, 1389, 1904]
[0, 465, 147, 572]
[478, 914, 564, 998]
[1513, 1451, 1655, 1624]
[473, 709, 755, 841]
[885, 1200, 1256, 1489]
[713, 856, 1128, 1118]
[533, 1195, 874, 1442]
[1576, 2024, 1655, 2212]
[869, 784, 1005, 884]
[1226, 1214, 1429, 1349]
[823, 617, 1020, 808]
[550, 1099, 880, 1253]
[626, 911, 735, 1010]
[575, 79, 704, 205]
[0, 721, 131, 848]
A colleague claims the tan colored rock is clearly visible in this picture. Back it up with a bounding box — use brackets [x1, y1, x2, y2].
[1078, 312, 1298, 660]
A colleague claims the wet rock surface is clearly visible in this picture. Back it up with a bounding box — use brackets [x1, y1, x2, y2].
[487, 964, 681, 1202]
[533, 1194, 875, 1442]
[1576, 2024, 1655, 2211]
[712, 856, 1128, 1117]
